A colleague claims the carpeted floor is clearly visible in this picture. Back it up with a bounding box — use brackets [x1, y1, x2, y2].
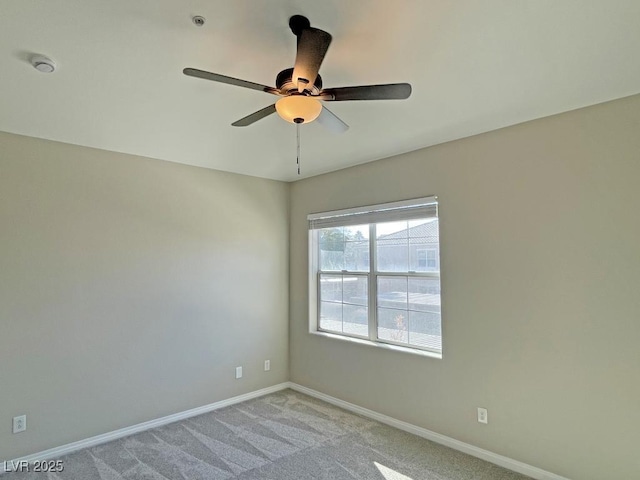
[7, 389, 532, 479]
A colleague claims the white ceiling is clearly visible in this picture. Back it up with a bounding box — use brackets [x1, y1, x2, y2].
[1, 1, 639, 182]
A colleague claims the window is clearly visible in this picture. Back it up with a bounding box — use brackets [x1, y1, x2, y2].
[309, 197, 442, 355]
[417, 248, 437, 269]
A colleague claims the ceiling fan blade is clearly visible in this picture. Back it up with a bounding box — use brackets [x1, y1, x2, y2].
[321, 83, 412, 101]
[292, 28, 332, 92]
[231, 104, 277, 127]
[183, 68, 279, 95]
[317, 106, 349, 134]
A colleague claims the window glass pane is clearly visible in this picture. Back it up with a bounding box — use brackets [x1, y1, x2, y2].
[377, 276, 408, 309]
[343, 225, 370, 271]
[319, 249, 343, 271]
[344, 225, 369, 241]
[319, 302, 342, 332]
[408, 218, 439, 271]
[407, 278, 441, 351]
[319, 227, 345, 271]
[320, 274, 368, 336]
[377, 307, 409, 344]
[343, 276, 368, 306]
[408, 311, 442, 351]
[376, 221, 409, 271]
[344, 225, 369, 271]
[343, 304, 368, 337]
[408, 277, 441, 312]
[320, 274, 342, 302]
[319, 225, 370, 271]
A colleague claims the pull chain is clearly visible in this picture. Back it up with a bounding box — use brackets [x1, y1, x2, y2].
[294, 117, 304, 175]
[296, 121, 301, 175]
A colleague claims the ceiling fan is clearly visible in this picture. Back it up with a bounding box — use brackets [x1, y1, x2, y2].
[183, 15, 412, 133]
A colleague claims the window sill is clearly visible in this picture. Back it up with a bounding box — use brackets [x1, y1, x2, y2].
[310, 330, 442, 359]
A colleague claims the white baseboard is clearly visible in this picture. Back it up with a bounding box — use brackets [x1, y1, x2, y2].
[5, 381, 569, 480]
[288, 383, 570, 480]
[4, 382, 290, 469]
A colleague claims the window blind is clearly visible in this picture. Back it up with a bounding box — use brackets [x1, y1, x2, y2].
[308, 196, 438, 229]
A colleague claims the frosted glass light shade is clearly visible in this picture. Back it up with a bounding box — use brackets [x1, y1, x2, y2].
[275, 96, 322, 124]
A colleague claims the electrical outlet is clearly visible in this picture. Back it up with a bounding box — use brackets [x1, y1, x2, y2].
[13, 415, 27, 434]
[477, 407, 488, 424]
[235, 366, 243, 379]
[264, 360, 271, 371]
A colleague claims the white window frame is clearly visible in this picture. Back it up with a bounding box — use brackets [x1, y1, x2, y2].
[308, 196, 442, 357]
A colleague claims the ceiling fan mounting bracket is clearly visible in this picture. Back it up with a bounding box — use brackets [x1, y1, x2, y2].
[289, 15, 311, 36]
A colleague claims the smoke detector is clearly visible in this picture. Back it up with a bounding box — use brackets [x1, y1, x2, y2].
[31, 55, 56, 73]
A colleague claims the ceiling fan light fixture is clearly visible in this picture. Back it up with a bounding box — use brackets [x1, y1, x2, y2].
[275, 95, 322, 124]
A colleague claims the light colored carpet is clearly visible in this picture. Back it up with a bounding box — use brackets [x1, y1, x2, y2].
[8, 389, 532, 479]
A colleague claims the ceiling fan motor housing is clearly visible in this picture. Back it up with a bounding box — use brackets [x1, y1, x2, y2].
[276, 68, 322, 95]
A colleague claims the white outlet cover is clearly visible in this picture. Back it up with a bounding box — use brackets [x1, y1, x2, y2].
[13, 415, 27, 433]
[264, 360, 271, 371]
[235, 366, 243, 379]
[477, 407, 488, 424]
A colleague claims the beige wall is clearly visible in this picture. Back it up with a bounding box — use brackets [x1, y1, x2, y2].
[289, 94, 640, 480]
[0, 132, 289, 460]
[2, 94, 639, 478]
